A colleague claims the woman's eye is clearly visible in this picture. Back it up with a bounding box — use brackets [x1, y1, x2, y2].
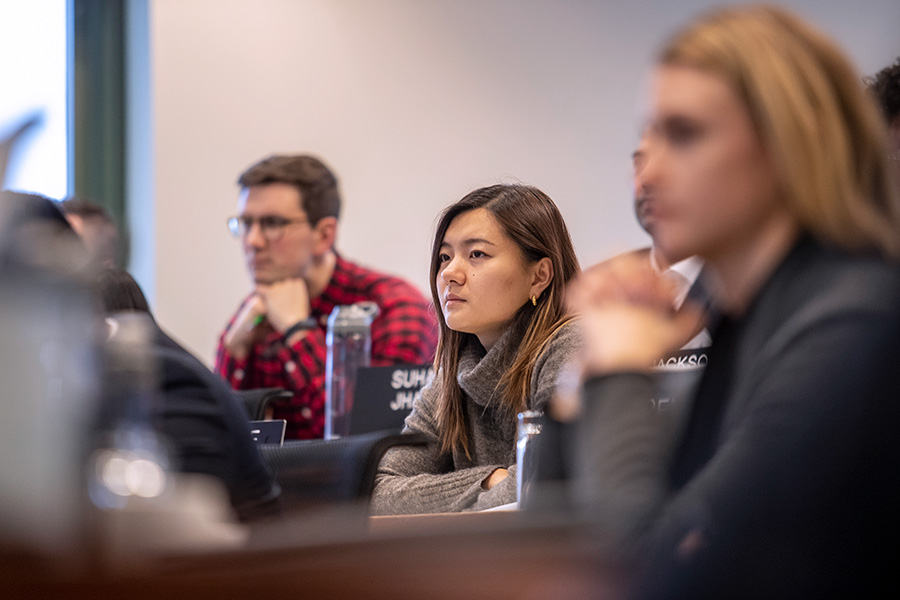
[470, 250, 486, 259]
[438, 253, 450, 263]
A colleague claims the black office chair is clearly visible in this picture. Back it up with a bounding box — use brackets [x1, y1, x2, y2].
[259, 430, 429, 512]
[237, 387, 293, 421]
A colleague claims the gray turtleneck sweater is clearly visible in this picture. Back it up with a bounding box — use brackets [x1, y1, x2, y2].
[369, 320, 581, 515]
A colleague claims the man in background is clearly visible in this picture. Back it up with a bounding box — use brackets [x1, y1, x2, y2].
[631, 139, 711, 359]
[216, 155, 437, 439]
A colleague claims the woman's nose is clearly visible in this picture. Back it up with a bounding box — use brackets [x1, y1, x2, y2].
[440, 257, 464, 285]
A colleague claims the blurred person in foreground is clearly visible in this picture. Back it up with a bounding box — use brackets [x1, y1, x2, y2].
[216, 155, 438, 440]
[867, 56, 900, 183]
[1, 195, 279, 522]
[59, 196, 119, 268]
[95, 267, 280, 521]
[566, 6, 900, 597]
[370, 184, 581, 514]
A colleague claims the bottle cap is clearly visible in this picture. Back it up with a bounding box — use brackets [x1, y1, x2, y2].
[327, 301, 380, 334]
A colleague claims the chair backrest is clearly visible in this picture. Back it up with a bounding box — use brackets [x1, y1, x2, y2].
[259, 431, 428, 511]
[237, 387, 293, 421]
[349, 364, 434, 435]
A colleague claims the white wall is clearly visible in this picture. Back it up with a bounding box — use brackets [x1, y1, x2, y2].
[135, 0, 900, 364]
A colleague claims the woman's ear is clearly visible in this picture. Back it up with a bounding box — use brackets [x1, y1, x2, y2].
[530, 257, 553, 298]
[312, 217, 338, 257]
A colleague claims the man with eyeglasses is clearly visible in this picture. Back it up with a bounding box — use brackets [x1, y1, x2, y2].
[215, 155, 438, 439]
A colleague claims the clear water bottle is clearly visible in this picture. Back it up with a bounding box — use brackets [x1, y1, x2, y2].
[516, 410, 543, 506]
[325, 301, 379, 439]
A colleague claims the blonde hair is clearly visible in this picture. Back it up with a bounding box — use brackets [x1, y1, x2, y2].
[660, 4, 900, 258]
[429, 185, 579, 456]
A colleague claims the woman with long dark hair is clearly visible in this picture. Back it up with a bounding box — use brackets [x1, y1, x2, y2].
[371, 184, 581, 514]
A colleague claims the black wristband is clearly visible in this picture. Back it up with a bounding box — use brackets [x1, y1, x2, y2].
[283, 318, 319, 340]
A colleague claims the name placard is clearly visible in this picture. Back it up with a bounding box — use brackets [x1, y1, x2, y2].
[350, 364, 434, 435]
[652, 346, 711, 413]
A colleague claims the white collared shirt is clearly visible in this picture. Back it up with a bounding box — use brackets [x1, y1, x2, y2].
[649, 249, 711, 349]
[649, 250, 704, 310]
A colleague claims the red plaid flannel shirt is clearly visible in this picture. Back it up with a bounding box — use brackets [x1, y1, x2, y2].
[215, 255, 438, 439]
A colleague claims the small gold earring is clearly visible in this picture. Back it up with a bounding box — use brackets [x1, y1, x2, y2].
[531, 295, 537, 306]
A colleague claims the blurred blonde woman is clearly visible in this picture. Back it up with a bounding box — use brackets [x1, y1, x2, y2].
[568, 5, 900, 597]
[371, 184, 580, 514]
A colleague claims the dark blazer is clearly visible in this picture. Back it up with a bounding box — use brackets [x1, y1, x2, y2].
[576, 237, 900, 598]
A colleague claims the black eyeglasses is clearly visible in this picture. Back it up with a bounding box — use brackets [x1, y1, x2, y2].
[227, 215, 309, 241]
